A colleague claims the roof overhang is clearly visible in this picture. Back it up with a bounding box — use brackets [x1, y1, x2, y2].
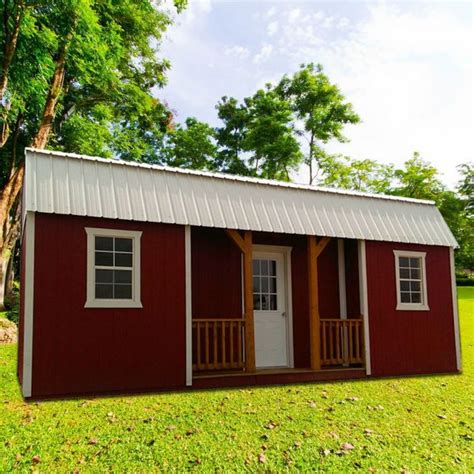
[23, 148, 458, 248]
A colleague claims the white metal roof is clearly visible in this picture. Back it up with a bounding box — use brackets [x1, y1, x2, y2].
[24, 148, 458, 247]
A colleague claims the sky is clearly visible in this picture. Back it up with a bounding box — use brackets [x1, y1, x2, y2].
[159, 0, 473, 187]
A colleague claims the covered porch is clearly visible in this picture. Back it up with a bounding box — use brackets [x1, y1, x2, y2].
[186, 227, 370, 384]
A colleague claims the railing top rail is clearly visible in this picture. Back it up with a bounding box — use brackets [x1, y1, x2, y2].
[192, 318, 245, 323]
[320, 318, 362, 322]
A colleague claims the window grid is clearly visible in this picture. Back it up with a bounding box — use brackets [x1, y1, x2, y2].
[398, 256, 422, 304]
[253, 258, 278, 311]
[94, 236, 133, 300]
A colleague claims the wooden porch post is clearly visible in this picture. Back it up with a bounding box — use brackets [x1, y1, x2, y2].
[225, 229, 256, 373]
[307, 235, 331, 371]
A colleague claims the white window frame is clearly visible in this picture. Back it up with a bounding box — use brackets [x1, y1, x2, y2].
[85, 227, 142, 308]
[393, 250, 429, 311]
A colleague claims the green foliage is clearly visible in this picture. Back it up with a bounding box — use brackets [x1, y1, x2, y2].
[161, 117, 217, 170]
[243, 87, 302, 180]
[0, 290, 472, 471]
[4, 280, 19, 325]
[318, 154, 393, 193]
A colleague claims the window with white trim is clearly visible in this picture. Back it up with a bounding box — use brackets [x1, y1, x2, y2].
[394, 250, 429, 311]
[85, 228, 142, 308]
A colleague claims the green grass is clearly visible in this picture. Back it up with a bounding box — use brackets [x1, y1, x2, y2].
[1, 290, 473, 472]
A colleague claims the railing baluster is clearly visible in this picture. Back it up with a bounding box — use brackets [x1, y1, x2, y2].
[205, 321, 209, 369]
[238, 321, 242, 368]
[196, 322, 201, 370]
[230, 322, 234, 368]
[221, 321, 226, 369]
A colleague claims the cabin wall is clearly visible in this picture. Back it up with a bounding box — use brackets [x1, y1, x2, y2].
[31, 213, 186, 398]
[366, 241, 457, 376]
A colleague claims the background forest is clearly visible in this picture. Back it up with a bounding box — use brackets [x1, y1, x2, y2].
[0, 0, 472, 314]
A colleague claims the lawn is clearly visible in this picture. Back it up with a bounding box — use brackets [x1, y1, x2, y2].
[1, 289, 473, 472]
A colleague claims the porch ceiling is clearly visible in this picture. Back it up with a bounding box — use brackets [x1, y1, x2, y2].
[24, 148, 457, 248]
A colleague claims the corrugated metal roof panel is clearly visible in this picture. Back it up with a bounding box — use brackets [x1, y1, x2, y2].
[24, 148, 458, 248]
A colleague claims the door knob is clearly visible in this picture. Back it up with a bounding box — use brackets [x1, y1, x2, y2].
[282, 312, 286, 317]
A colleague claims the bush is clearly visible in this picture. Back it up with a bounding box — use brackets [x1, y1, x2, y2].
[4, 281, 19, 325]
[457, 278, 474, 287]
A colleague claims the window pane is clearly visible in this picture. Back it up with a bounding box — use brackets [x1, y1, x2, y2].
[115, 238, 133, 252]
[269, 260, 276, 277]
[95, 236, 113, 251]
[400, 280, 410, 292]
[114, 270, 132, 284]
[96, 269, 113, 283]
[409, 257, 421, 269]
[411, 292, 421, 303]
[269, 277, 277, 293]
[253, 277, 260, 293]
[410, 268, 420, 280]
[261, 260, 268, 276]
[253, 294, 260, 310]
[114, 284, 132, 299]
[270, 295, 277, 310]
[410, 281, 421, 292]
[95, 251, 113, 266]
[115, 252, 133, 267]
[96, 283, 113, 299]
[399, 268, 410, 279]
[399, 257, 409, 268]
[261, 277, 268, 293]
[400, 292, 411, 303]
[253, 259, 260, 275]
[261, 295, 269, 310]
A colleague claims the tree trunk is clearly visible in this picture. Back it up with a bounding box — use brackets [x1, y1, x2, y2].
[308, 133, 314, 185]
[32, 42, 68, 148]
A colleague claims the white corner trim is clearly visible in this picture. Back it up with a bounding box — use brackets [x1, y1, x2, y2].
[285, 247, 294, 369]
[358, 240, 371, 376]
[23, 212, 35, 398]
[338, 239, 347, 320]
[185, 226, 193, 386]
[84, 227, 142, 308]
[449, 248, 462, 371]
[393, 250, 429, 311]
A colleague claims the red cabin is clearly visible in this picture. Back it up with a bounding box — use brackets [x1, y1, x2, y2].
[18, 149, 461, 398]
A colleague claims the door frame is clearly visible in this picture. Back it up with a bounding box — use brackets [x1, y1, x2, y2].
[251, 244, 294, 369]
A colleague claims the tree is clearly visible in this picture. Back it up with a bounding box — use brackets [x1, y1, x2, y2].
[277, 63, 360, 184]
[455, 163, 473, 272]
[318, 154, 393, 193]
[243, 86, 302, 180]
[161, 117, 217, 171]
[390, 152, 444, 201]
[0, 0, 187, 308]
[214, 96, 250, 175]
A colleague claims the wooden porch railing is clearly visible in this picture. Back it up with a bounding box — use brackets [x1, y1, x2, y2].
[192, 319, 245, 371]
[321, 319, 364, 366]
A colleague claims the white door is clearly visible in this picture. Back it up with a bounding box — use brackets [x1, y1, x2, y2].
[253, 250, 289, 368]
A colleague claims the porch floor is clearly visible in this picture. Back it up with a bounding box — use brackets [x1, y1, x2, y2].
[192, 367, 366, 389]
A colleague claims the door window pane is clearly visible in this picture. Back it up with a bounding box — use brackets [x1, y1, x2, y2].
[253, 258, 278, 312]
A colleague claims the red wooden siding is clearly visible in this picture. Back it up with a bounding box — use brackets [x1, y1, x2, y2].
[31, 213, 186, 398]
[344, 239, 361, 319]
[366, 241, 457, 376]
[191, 228, 242, 319]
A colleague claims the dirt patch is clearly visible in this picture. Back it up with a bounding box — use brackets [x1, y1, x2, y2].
[0, 318, 17, 343]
